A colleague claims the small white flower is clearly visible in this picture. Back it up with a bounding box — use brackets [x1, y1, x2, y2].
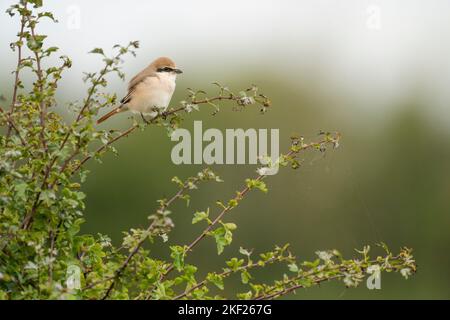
[256, 167, 270, 176]
[367, 264, 380, 275]
[5, 150, 21, 158]
[343, 273, 357, 287]
[316, 250, 333, 262]
[400, 268, 412, 279]
[54, 283, 63, 291]
[185, 104, 198, 113]
[25, 262, 38, 270]
[238, 96, 254, 106]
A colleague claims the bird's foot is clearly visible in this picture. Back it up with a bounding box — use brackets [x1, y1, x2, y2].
[140, 113, 151, 124]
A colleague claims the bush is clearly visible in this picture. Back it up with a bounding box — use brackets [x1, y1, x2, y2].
[0, 0, 416, 300]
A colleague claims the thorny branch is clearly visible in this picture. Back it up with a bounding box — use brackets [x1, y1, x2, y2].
[142, 133, 341, 299]
[6, 6, 27, 139]
[99, 171, 220, 299]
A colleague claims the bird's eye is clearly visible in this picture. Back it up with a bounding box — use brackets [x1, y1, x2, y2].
[157, 67, 173, 72]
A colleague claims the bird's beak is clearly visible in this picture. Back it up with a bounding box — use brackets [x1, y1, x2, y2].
[174, 68, 183, 74]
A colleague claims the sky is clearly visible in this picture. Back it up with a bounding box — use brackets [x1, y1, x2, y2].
[1, 0, 450, 123]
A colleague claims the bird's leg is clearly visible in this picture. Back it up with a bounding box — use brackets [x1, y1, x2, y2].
[161, 110, 169, 120]
[153, 106, 167, 120]
[140, 112, 151, 124]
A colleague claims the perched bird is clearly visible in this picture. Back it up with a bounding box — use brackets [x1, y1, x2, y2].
[97, 57, 182, 124]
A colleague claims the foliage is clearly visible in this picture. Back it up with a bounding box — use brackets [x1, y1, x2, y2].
[0, 1, 416, 300]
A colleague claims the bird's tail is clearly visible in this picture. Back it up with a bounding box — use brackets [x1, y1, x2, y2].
[97, 106, 123, 124]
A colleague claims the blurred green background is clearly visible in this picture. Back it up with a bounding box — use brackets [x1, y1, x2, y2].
[1, 0, 449, 299]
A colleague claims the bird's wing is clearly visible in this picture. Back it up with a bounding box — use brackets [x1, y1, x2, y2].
[120, 88, 135, 105]
[120, 66, 157, 105]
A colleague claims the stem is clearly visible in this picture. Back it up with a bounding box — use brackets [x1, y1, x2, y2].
[258, 275, 342, 300]
[6, 6, 27, 139]
[173, 255, 281, 300]
[69, 92, 262, 177]
[254, 255, 402, 300]
[99, 183, 192, 299]
[146, 135, 340, 299]
[154, 174, 264, 293]
[95, 175, 206, 299]
[21, 156, 58, 230]
[27, 16, 47, 151]
[0, 107, 26, 146]
[47, 220, 62, 288]
[70, 124, 138, 176]
[77, 68, 109, 122]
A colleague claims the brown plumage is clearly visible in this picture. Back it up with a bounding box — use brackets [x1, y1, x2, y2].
[97, 57, 182, 124]
[96, 106, 123, 124]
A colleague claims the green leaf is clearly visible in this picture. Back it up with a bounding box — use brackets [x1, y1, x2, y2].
[245, 179, 268, 193]
[39, 189, 56, 206]
[192, 208, 209, 224]
[38, 11, 57, 21]
[67, 218, 84, 237]
[237, 291, 253, 300]
[223, 222, 237, 231]
[210, 222, 237, 255]
[239, 247, 252, 257]
[44, 46, 59, 55]
[171, 176, 183, 187]
[241, 270, 251, 284]
[170, 245, 186, 272]
[216, 201, 227, 209]
[29, 0, 43, 8]
[14, 182, 28, 201]
[207, 273, 224, 290]
[228, 198, 238, 208]
[89, 48, 104, 55]
[297, 277, 314, 288]
[288, 263, 299, 272]
[226, 257, 244, 271]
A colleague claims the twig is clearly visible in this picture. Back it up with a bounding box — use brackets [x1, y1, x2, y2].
[6, 5, 26, 139]
[173, 255, 281, 300]
[76, 65, 109, 123]
[21, 156, 58, 229]
[70, 124, 138, 176]
[69, 92, 261, 177]
[257, 275, 342, 300]
[47, 220, 62, 287]
[99, 184, 190, 299]
[58, 43, 137, 154]
[95, 175, 204, 299]
[82, 275, 116, 291]
[160, 175, 265, 283]
[146, 135, 340, 299]
[0, 107, 26, 146]
[57, 146, 79, 176]
[27, 15, 47, 151]
[254, 254, 403, 300]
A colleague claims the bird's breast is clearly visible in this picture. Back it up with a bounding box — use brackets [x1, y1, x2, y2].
[129, 75, 176, 113]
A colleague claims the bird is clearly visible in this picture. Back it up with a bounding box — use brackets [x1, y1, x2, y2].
[97, 57, 182, 124]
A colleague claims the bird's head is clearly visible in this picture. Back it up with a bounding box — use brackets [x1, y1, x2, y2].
[152, 57, 183, 75]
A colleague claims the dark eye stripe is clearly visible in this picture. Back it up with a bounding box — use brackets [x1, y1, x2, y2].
[157, 67, 173, 72]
